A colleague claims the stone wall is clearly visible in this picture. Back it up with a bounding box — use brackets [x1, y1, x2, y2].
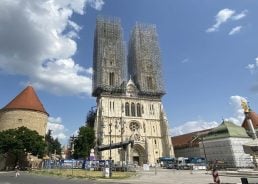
[0, 110, 47, 136]
[200, 137, 253, 168]
[95, 95, 173, 165]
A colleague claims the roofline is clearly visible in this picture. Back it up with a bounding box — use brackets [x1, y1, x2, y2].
[0, 108, 49, 116]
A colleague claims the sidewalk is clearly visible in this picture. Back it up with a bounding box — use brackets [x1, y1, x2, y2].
[102, 168, 243, 184]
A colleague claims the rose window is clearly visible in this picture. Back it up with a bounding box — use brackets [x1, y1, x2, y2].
[129, 122, 140, 131]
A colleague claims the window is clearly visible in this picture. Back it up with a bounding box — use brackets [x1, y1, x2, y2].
[131, 103, 136, 116]
[154, 139, 157, 144]
[137, 103, 141, 117]
[125, 102, 130, 116]
[129, 122, 140, 131]
[147, 76, 153, 90]
[109, 72, 114, 86]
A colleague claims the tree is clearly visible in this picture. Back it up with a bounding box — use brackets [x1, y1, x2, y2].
[45, 130, 61, 156]
[85, 107, 96, 128]
[0, 126, 46, 163]
[73, 126, 95, 159]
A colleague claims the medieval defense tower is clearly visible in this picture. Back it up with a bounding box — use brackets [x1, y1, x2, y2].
[93, 17, 173, 166]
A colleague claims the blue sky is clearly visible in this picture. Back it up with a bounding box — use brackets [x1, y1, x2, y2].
[0, 0, 258, 144]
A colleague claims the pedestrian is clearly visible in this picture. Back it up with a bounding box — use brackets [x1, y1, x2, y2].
[212, 160, 220, 184]
[15, 164, 20, 177]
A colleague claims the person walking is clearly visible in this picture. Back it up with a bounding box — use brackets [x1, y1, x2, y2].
[212, 160, 220, 184]
[15, 164, 20, 177]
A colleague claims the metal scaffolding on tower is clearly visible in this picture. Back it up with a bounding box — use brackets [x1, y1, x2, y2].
[128, 22, 165, 97]
[92, 16, 126, 97]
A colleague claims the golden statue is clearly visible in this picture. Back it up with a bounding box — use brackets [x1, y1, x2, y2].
[241, 100, 250, 113]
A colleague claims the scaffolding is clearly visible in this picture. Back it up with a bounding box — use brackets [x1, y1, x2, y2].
[92, 16, 126, 97]
[92, 17, 165, 97]
[128, 23, 165, 97]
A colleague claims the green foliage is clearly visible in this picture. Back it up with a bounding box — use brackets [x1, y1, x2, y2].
[74, 126, 95, 159]
[0, 126, 46, 159]
[85, 108, 96, 128]
[45, 130, 61, 155]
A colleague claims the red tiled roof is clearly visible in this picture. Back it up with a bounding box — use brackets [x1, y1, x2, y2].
[242, 111, 258, 130]
[171, 129, 211, 148]
[2, 86, 48, 115]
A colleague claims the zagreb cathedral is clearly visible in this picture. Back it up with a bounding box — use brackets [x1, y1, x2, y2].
[92, 17, 173, 166]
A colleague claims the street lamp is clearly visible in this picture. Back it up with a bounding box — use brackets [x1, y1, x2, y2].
[109, 122, 112, 178]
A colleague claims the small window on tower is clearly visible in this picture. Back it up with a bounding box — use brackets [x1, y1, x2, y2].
[147, 76, 153, 90]
[18, 119, 22, 123]
[109, 72, 114, 86]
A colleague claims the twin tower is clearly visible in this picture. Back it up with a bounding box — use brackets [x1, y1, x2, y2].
[92, 17, 173, 166]
[92, 17, 164, 97]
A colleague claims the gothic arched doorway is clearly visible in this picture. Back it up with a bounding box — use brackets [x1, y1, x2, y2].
[131, 144, 146, 166]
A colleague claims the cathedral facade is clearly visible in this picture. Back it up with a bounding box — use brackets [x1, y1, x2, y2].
[92, 17, 173, 166]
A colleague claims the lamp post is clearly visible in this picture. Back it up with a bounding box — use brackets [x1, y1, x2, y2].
[120, 118, 126, 170]
[109, 122, 112, 178]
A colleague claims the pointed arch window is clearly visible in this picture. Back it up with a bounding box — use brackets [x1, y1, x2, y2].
[131, 103, 136, 117]
[125, 102, 130, 116]
[109, 72, 114, 86]
[147, 76, 153, 90]
[137, 103, 141, 117]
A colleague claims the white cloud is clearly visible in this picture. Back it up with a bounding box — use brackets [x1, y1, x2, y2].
[246, 57, 258, 74]
[246, 64, 255, 70]
[232, 10, 248, 20]
[88, 0, 105, 11]
[181, 58, 189, 64]
[73, 129, 79, 137]
[227, 95, 247, 125]
[228, 26, 242, 35]
[31, 59, 92, 96]
[0, 0, 104, 96]
[206, 8, 247, 33]
[171, 120, 218, 136]
[171, 95, 247, 136]
[206, 8, 235, 32]
[47, 116, 68, 144]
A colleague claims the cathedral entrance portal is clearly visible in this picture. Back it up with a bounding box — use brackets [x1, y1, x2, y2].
[131, 144, 146, 166]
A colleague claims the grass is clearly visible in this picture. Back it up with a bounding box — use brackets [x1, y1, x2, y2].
[31, 168, 136, 180]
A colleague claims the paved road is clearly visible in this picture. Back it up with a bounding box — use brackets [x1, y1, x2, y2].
[1, 169, 257, 184]
[0, 171, 121, 184]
